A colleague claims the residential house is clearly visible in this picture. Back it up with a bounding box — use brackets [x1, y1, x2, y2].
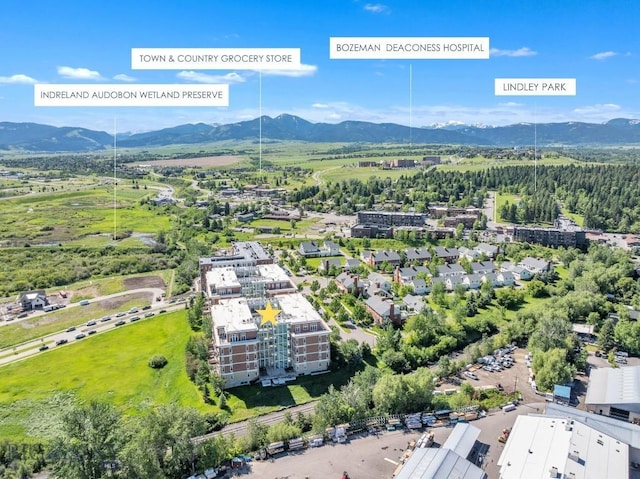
[500, 261, 533, 281]
[394, 265, 430, 284]
[322, 240, 341, 256]
[470, 261, 496, 275]
[474, 243, 499, 259]
[481, 272, 502, 288]
[498, 271, 515, 286]
[445, 276, 467, 291]
[458, 247, 481, 261]
[366, 272, 392, 294]
[403, 294, 427, 313]
[298, 241, 321, 257]
[299, 241, 342, 258]
[344, 258, 361, 271]
[434, 246, 460, 264]
[318, 258, 342, 274]
[437, 264, 466, 277]
[407, 278, 429, 295]
[404, 247, 432, 264]
[19, 290, 48, 310]
[518, 257, 552, 275]
[335, 272, 364, 296]
[365, 296, 402, 326]
[362, 250, 402, 269]
[463, 274, 482, 290]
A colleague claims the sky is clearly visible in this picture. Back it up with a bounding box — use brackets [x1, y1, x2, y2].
[1, 0, 639, 132]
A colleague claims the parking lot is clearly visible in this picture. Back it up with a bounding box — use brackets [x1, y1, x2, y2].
[435, 345, 543, 405]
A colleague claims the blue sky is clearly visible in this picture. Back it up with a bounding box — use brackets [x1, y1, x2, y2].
[1, 0, 639, 132]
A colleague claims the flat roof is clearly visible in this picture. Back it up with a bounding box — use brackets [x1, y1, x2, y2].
[585, 366, 640, 414]
[257, 263, 292, 283]
[211, 297, 257, 335]
[276, 293, 326, 327]
[206, 268, 241, 290]
[497, 415, 628, 479]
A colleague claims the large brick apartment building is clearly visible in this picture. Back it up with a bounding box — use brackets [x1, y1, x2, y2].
[202, 242, 331, 388]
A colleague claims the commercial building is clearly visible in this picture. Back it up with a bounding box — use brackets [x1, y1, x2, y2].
[394, 423, 486, 479]
[497, 414, 628, 479]
[585, 366, 640, 425]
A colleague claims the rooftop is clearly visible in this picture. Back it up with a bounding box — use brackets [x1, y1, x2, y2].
[497, 415, 628, 479]
[585, 366, 640, 414]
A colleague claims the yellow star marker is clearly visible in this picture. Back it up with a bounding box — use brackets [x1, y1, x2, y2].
[257, 301, 281, 327]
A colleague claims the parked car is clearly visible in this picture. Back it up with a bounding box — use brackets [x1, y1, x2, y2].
[465, 372, 479, 380]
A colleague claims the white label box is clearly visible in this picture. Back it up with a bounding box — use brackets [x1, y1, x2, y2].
[34, 84, 229, 107]
[495, 78, 576, 96]
[329, 37, 490, 59]
[131, 48, 301, 70]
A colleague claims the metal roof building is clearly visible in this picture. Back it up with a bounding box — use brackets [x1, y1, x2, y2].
[585, 366, 640, 422]
[394, 423, 486, 479]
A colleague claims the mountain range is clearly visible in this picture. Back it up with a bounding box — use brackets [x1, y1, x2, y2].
[2, 115, 640, 152]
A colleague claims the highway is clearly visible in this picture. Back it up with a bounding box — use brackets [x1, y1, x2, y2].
[0, 289, 185, 367]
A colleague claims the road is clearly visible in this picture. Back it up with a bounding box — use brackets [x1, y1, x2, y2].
[0, 288, 181, 367]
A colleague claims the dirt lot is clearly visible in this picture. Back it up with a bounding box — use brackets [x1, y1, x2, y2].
[122, 275, 166, 290]
[97, 291, 153, 310]
[136, 155, 241, 168]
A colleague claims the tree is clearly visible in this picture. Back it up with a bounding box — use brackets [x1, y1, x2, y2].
[48, 401, 122, 479]
[310, 279, 320, 293]
[531, 348, 576, 392]
[528, 311, 571, 353]
[598, 318, 616, 352]
[526, 279, 547, 298]
[119, 405, 206, 479]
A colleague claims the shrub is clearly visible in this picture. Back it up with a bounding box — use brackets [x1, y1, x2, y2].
[148, 355, 168, 369]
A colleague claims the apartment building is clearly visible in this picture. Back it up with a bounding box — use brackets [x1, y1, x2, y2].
[202, 242, 330, 388]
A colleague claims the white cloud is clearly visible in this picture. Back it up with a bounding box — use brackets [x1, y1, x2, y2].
[572, 103, 621, 115]
[177, 71, 246, 83]
[498, 102, 523, 107]
[312, 103, 330, 109]
[260, 64, 317, 77]
[364, 3, 389, 13]
[590, 51, 618, 60]
[0, 74, 38, 84]
[57, 66, 104, 80]
[490, 47, 537, 57]
[113, 74, 136, 82]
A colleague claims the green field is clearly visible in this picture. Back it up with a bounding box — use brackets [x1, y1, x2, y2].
[319, 165, 420, 183]
[0, 291, 154, 350]
[494, 192, 521, 222]
[0, 185, 171, 245]
[0, 310, 199, 439]
[435, 155, 579, 172]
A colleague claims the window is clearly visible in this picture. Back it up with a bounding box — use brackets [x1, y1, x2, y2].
[303, 323, 308, 331]
[310, 323, 317, 331]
